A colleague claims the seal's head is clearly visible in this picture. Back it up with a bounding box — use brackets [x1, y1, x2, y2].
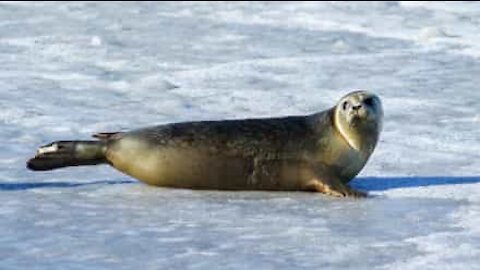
[334, 91, 383, 151]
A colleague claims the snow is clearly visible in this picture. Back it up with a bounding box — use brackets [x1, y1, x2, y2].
[1, 1, 479, 269]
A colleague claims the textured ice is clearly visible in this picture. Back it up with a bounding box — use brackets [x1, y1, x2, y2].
[1, 2, 479, 270]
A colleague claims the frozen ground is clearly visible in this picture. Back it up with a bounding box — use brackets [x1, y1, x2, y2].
[1, 1, 479, 269]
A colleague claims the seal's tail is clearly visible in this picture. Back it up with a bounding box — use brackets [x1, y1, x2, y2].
[27, 141, 107, 171]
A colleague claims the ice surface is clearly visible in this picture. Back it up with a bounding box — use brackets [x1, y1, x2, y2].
[0, 2, 479, 269]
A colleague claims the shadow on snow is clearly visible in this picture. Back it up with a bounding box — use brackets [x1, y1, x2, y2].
[0, 180, 136, 191]
[1, 177, 479, 192]
[352, 176, 480, 191]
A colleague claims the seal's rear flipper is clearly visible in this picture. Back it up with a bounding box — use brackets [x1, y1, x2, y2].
[27, 141, 107, 171]
[92, 132, 122, 140]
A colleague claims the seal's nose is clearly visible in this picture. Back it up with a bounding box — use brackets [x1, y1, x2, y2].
[352, 104, 362, 111]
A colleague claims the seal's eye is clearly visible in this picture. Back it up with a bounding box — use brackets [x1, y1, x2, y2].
[342, 101, 348, 111]
[364, 97, 374, 107]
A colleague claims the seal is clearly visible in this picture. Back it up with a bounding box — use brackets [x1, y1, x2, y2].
[27, 91, 383, 198]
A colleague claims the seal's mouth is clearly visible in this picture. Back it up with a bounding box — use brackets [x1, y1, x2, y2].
[348, 111, 368, 127]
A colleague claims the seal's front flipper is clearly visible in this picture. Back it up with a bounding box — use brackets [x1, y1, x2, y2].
[27, 141, 107, 171]
[305, 179, 367, 198]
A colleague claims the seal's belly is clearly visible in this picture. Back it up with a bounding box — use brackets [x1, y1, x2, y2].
[106, 138, 310, 190]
